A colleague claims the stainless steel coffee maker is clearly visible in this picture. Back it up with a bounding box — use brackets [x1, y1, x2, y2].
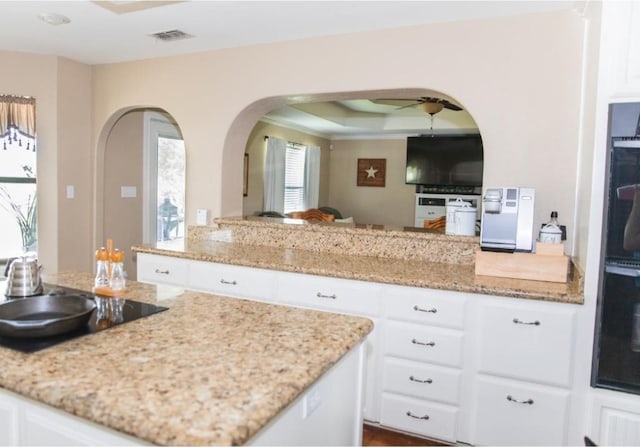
[480, 187, 535, 252]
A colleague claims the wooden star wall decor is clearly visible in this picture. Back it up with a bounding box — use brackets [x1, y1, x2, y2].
[357, 158, 386, 187]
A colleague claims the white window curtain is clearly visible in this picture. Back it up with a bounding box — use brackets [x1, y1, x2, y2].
[303, 145, 320, 209]
[263, 137, 287, 213]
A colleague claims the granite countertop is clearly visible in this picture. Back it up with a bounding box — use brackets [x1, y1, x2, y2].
[133, 239, 584, 304]
[0, 272, 373, 445]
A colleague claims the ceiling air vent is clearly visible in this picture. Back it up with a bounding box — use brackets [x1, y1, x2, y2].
[150, 29, 193, 42]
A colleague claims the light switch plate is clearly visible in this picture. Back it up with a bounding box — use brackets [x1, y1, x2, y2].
[196, 209, 209, 226]
[66, 185, 74, 199]
[120, 186, 137, 198]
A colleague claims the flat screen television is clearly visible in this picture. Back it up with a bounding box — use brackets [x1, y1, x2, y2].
[405, 134, 483, 187]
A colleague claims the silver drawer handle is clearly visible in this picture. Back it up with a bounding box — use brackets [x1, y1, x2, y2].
[220, 279, 237, 285]
[155, 269, 170, 275]
[316, 292, 337, 299]
[507, 395, 534, 405]
[413, 305, 437, 313]
[409, 376, 433, 384]
[406, 411, 430, 420]
[513, 318, 541, 326]
[411, 338, 435, 347]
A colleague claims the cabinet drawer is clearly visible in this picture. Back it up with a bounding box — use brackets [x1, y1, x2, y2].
[382, 357, 461, 405]
[189, 261, 276, 302]
[136, 253, 188, 286]
[477, 301, 576, 387]
[383, 285, 466, 329]
[384, 321, 463, 368]
[471, 376, 569, 446]
[380, 393, 457, 442]
[277, 273, 380, 317]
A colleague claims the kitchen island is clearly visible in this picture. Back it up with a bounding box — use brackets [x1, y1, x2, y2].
[0, 272, 373, 446]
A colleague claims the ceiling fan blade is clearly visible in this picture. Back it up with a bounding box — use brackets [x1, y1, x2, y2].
[371, 99, 419, 107]
[438, 99, 462, 111]
[443, 102, 463, 111]
[396, 101, 423, 110]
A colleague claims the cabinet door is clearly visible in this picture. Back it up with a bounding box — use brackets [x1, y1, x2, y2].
[591, 394, 640, 446]
[383, 285, 466, 329]
[189, 261, 276, 302]
[385, 321, 464, 368]
[382, 357, 461, 405]
[0, 391, 19, 446]
[136, 253, 189, 286]
[471, 375, 569, 446]
[277, 272, 381, 317]
[380, 392, 458, 442]
[476, 300, 576, 387]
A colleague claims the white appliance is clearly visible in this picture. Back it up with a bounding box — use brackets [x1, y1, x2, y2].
[445, 198, 477, 236]
[414, 193, 480, 228]
[480, 187, 535, 252]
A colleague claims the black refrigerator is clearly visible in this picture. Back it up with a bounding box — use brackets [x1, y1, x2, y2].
[593, 102, 640, 394]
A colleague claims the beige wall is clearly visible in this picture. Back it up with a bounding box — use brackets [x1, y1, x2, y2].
[328, 139, 416, 226]
[0, 51, 93, 273]
[92, 10, 586, 254]
[1, 8, 594, 274]
[243, 121, 330, 217]
[103, 111, 144, 280]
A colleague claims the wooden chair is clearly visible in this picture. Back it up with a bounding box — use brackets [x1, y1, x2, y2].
[288, 208, 336, 222]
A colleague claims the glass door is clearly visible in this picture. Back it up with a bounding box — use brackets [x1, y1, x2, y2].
[143, 112, 185, 246]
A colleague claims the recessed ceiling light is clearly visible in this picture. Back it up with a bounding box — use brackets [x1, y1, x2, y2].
[37, 12, 71, 26]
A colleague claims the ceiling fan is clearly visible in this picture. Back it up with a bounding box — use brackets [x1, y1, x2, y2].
[374, 96, 463, 135]
[373, 96, 463, 113]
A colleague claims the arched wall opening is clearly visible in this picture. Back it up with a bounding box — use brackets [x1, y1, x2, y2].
[220, 88, 482, 227]
[95, 106, 184, 279]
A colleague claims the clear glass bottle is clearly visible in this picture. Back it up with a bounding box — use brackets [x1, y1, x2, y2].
[94, 247, 110, 288]
[109, 249, 126, 291]
[549, 211, 559, 226]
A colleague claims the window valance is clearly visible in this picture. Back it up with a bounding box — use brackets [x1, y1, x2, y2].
[0, 95, 36, 139]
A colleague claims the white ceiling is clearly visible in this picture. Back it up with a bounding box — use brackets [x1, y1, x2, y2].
[0, 0, 584, 138]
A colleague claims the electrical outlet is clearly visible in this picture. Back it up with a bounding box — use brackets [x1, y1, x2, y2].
[302, 388, 321, 419]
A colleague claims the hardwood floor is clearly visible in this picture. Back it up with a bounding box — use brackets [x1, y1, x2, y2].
[362, 424, 450, 446]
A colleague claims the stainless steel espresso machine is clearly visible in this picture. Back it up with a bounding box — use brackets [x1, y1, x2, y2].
[480, 187, 536, 252]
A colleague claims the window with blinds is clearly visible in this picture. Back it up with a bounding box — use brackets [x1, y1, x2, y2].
[283, 143, 306, 214]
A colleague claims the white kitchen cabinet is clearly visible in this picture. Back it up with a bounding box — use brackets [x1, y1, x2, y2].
[469, 297, 576, 446]
[471, 375, 570, 446]
[0, 388, 145, 446]
[380, 392, 458, 442]
[0, 392, 19, 446]
[136, 253, 189, 286]
[382, 284, 466, 329]
[380, 287, 466, 441]
[476, 299, 577, 387]
[603, 0, 640, 97]
[384, 321, 464, 368]
[382, 357, 461, 405]
[135, 252, 585, 445]
[276, 272, 381, 317]
[590, 392, 640, 446]
[189, 260, 277, 302]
